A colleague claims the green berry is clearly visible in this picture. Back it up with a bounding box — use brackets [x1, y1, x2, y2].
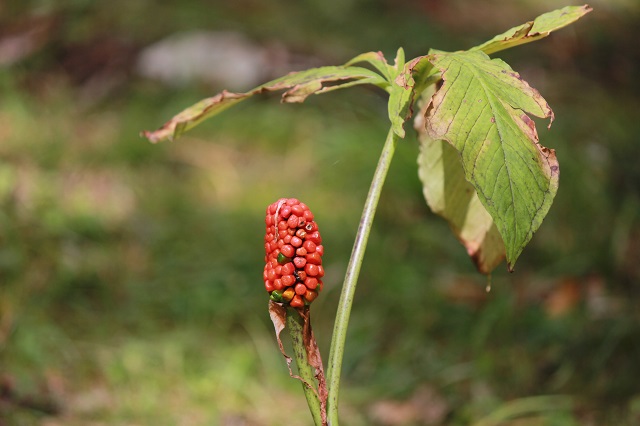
[270, 290, 283, 302]
[277, 252, 291, 264]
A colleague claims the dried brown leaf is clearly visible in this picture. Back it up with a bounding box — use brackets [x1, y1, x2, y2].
[142, 66, 386, 143]
[268, 301, 328, 425]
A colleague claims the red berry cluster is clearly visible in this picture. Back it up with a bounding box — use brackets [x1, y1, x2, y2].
[264, 198, 324, 308]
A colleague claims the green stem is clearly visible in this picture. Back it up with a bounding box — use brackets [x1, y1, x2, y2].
[287, 307, 324, 426]
[326, 127, 399, 425]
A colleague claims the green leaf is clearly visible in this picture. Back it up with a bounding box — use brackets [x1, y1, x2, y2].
[415, 88, 505, 273]
[387, 49, 412, 138]
[386, 51, 437, 138]
[347, 48, 417, 139]
[392, 47, 405, 74]
[142, 66, 387, 143]
[344, 51, 394, 82]
[417, 137, 506, 274]
[347, 48, 434, 139]
[423, 50, 558, 270]
[472, 5, 592, 55]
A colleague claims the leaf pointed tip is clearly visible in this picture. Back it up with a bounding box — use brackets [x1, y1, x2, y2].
[141, 129, 167, 144]
[140, 130, 154, 143]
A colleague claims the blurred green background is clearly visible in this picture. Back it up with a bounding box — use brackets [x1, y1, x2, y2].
[1, 0, 639, 425]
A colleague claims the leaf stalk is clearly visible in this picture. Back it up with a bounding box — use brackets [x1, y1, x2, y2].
[326, 126, 399, 425]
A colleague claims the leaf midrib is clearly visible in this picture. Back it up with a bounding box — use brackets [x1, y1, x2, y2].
[463, 57, 520, 251]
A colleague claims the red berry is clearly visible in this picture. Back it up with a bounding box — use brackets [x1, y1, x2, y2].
[291, 236, 303, 247]
[273, 279, 283, 291]
[283, 262, 295, 275]
[265, 280, 275, 292]
[281, 274, 295, 287]
[304, 290, 318, 303]
[304, 277, 318, 290]
[306, 231, 322, 244]
[305, 264, 319, 277]
[303, 210, 314, 222]
[267, 268, 276, 281]
[306, 252, 322, 265]
[290, 295, 304, 308]
[287, 215, 298, 228]
[293, 257, 307, 269]
[295, 283, 307, 295]
[303, 240, 316, 253]
[280, 206, 291, 219]
[281, 245, 295, 258]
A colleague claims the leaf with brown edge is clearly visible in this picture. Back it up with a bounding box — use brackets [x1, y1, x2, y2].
[423, 50, 559, 270]
[142, 66, 387, 143]
[269, 301, 327, 425]
[344, 51, 394, 82]
[294, 307, 327, 425]
[387, 48, 413, 138]
[415, 86, 505, 274]
[268, 300, 295, 377]
[387, 50, 439, 138]
[472, 5, 592, 55]
[417, 134, 506, 274]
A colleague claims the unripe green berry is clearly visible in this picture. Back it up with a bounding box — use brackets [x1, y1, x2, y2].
[270, 290, 283, 302]
[277, 252, 291, 264]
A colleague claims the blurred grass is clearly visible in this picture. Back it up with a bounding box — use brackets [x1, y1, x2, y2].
[1, 1, 640, 425]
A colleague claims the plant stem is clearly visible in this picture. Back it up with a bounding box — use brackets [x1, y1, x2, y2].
[287, 307, 324, 426]
[326, 127, 399, 425]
